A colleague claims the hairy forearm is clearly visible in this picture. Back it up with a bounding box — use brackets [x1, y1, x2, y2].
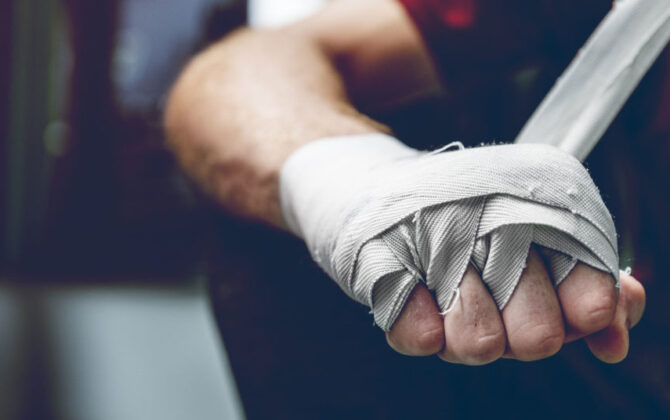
[165, 27, 387, 228]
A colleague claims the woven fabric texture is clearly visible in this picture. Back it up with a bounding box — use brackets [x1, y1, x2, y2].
[280, 134, 619, 331]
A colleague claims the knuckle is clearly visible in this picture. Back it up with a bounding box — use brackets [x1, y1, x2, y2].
[578, 288, 617, 329]
[565, 286, 617, 333]
[462, 330, 506, 365]
[531, 329, 564, 358]
[510, 322, 564, 360]
[560, 266, 618, 331]
[387, 324, 444, 356]
[414, 327, 445, 354]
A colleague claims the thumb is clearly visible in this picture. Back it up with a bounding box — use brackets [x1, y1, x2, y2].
[585, 272, 645, 363]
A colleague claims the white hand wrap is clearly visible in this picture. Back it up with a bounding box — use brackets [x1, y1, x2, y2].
[280, 134, 619, 331]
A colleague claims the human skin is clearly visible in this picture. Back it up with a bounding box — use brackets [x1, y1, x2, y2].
[165, 0, 645, 364]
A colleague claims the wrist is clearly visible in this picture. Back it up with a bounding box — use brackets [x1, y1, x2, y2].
[279, 133, 417, 236]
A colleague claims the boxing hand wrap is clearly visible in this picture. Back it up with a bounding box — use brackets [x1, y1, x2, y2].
[279, 134, 619, 331]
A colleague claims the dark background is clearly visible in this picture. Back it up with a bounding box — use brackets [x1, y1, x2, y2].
[1, 1, 669, 419]
[1, 0, 246, 277]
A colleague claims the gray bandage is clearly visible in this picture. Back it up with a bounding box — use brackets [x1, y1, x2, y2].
[280, 134, 619, 331]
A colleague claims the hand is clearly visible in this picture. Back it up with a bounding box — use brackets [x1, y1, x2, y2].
[281, 134, 636, 364]
[387, 248, 646, 364]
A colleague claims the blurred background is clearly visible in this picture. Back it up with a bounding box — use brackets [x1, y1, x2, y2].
[2, 0, 670, 419]
[0, 0, 274, 418]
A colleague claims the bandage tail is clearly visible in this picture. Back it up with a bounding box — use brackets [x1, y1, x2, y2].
[514, 0, 670, 162]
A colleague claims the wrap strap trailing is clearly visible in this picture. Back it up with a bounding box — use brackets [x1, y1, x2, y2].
[280, 134, 619, 331]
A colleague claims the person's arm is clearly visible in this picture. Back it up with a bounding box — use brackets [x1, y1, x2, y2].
[165, 0, 645, 364]
[165, 0, 439, 227]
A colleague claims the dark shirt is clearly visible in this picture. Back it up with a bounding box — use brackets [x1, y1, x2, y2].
[209, 2, 670, 418]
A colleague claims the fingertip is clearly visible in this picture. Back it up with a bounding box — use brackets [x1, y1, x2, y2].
[583, 271, 644, 363]
[585, 323, 629, 363]
[386, 284, 444, 356]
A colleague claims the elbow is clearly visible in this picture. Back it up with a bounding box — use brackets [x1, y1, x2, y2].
[163, 28, 242, 149]
[163, 84, 183, 154]
[162, 49, 216, 185]
[163, 54, 198, 157]
[163, 39, 219, 154]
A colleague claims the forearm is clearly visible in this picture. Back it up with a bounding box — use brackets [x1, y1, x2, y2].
[164, 27, 387, 228]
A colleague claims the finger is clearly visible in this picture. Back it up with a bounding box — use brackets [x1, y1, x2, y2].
[620, 271, 646, 328]
[557, 263, 617, 343]
[438, 266, 506, 365]
[502, 247, 564, 361]
[386, 283, 444, 356]
[585, 271, 646, 363]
